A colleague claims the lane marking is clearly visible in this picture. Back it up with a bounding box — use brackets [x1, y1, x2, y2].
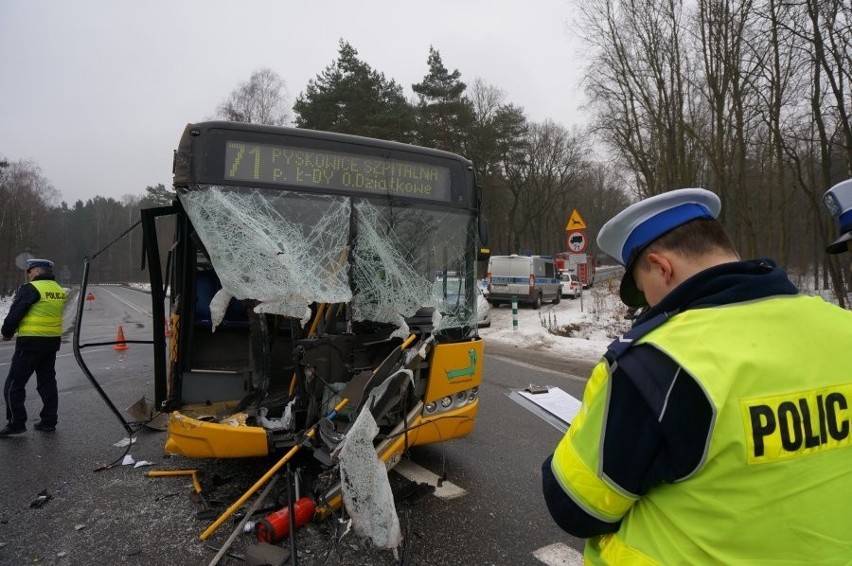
[488, 354, 588, 383]
[98, 287, 152, 316]
[393, 459, 466, 500]
[0, 348, 111, 368]
[533, 542, 584, 565]
[57, 348, 110, 359]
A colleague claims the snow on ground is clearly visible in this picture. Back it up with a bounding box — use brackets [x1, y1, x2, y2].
[126, 282, 151, 293]
[478, 268, 851, 363]
[479, 279, 632, 363]
[0, 295, 12, 324]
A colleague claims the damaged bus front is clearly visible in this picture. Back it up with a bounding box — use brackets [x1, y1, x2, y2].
[141, 121, 486, 508]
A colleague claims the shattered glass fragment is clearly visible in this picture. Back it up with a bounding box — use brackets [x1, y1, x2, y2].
[181, 188, 351, 318]
[338, 407, 402, 549]
[208, 288, 232, 331]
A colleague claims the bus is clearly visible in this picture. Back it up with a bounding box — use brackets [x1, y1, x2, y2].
[138, 121, 486, 511]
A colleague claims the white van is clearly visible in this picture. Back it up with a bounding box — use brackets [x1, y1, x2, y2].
[486, 255, 561, 309]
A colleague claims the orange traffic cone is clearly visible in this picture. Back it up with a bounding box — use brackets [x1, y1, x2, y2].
[114, 325, 129, 351]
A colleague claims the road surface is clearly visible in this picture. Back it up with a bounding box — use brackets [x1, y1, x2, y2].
[0, 286, 590, 565]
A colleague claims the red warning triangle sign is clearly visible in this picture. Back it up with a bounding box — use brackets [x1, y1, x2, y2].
[565, 209, 587, 231]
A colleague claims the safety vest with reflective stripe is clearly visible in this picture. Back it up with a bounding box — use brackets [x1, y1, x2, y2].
[553, 295, 852, 564]
[17, 280, 66, 337]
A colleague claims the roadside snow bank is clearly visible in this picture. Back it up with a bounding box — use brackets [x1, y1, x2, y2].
[479, 280, 632, 363]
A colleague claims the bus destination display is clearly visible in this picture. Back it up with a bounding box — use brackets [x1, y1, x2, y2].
[224, 141, 452, 201]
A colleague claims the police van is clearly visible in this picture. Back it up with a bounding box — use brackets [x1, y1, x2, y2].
[486, 254, 561, 309]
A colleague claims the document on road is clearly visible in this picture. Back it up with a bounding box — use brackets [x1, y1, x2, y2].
[508, 386, 582, 434]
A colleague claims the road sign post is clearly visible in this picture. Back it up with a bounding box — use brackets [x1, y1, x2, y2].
[512, 296, 518, 331]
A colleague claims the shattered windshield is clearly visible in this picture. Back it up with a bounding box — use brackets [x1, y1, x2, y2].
[179, 186, 477, 333]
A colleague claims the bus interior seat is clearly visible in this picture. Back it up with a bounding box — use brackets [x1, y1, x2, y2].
[190, 269, 250, 369]
[190, 270, 296, 392]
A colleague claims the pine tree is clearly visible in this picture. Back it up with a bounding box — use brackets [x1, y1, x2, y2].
[412, 47, 475, 154]
[293, 40, 416, 142]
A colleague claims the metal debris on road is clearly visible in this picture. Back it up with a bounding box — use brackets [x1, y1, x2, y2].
[29, 490, 52, 509]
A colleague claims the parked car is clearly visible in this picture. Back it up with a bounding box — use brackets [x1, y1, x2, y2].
[433, 276, 492, 327]
[478, 278, 490, 298]
[475, 286, 491, 327]
[560, 272, 582, 299]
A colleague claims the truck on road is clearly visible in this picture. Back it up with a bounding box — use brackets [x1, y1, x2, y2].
[554, 252, 595, 288]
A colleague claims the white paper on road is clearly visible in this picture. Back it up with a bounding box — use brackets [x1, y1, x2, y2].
[518, 387, 582, 423]
[512, 387, 582, 433]
[121, 454, 135, 466]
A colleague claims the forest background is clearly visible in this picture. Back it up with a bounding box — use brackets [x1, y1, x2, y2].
[1, 0, 850, 305]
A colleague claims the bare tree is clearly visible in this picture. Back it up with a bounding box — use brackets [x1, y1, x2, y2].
[217, 67, 291, 125]
[573, 0, 850, 303]
[692, 0, 778, 258]
[502, 121, 590, 254]
[466, 78, 528, 252]
[571, 162, 634, 259]
[580, 0, 704, 198]
[771, 0, 852, 304]
[0, 158, 58, 294]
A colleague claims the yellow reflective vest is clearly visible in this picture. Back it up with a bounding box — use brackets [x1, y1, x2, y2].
[553, 295, 852, 564]
[17, 280, 66, 337]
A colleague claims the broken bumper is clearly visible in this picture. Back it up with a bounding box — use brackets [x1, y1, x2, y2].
[165, 412, 269, 458]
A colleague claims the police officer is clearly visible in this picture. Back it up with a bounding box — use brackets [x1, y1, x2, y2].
[824, 178, 852, 254]
[1, 259, 67, 437]
[541, 188, 852, 562]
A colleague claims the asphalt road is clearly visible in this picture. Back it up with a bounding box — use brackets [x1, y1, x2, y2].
[0, 286, 592, 566]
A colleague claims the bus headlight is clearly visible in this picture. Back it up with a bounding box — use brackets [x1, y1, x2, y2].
[423, 387, 478, 416]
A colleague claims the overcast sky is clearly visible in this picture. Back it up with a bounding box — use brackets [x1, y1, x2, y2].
[0, 0, 588, 205]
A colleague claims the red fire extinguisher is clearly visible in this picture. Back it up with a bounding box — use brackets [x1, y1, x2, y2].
[255, 497, 316, 543]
